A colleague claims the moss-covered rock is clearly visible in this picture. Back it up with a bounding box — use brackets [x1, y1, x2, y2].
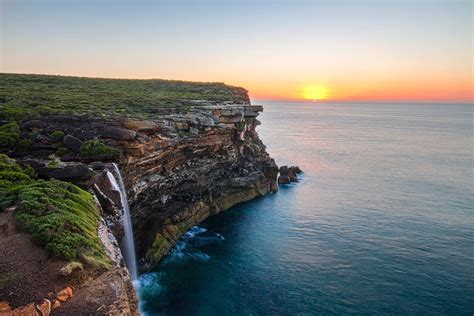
[0, 155, 109, 268]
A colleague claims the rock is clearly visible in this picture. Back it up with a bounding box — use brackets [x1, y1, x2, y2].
[35, 165, 94, 182]
[244, 110, 259, 118]
[56, 287, 73, 302]
[175, 122, 189, 130]
[94, 171, 122, 208]
[93, 184, 118, 215]
[278, 166, 293, 184]
[63, 135, 83, 153]
[59, 261, 83, 276]
[278, 175, 291, 184]
[289, 166, 302, 174]
[66, 287, 73, 297]
[11, 303, 39, 316]
[0, 301, 11, 312]
[100, 127, 136, 141]
[17, 158, 46, 169]
[278, 165, 301, 184]
[51, 300, 60, 310]
[21, 120, 48, 129]
[219, 115, 243, 123]
[75, 130, 98, 141]
[56, 292, 68, 303]
[36, 299, 51, 316]
[121, 119, 157, 134]
[189, 127, 200, 135]
[244, 105, 263, 112]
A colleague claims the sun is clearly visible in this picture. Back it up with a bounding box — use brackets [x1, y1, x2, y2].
[302, 85, 329, 101]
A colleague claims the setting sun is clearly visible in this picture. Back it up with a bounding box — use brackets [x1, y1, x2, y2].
[303, 85, 329, 101]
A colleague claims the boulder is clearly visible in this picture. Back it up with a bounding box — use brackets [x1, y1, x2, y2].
[75, 130, 98, 141]
[278, 175, 291, 184]
[56, 287, 73, 302]
[63, 135, 83, 153]
[51, 300, 60, 310]
[120, 119, 157, 134]
[35, 165, 94, 182]
[100, 127, 136, 141]
[56, 291, 68, 302]
[94, 171, 122, 208]
[289, 166, 302, 175]
[278, 165, 294, 184]
[36, 299, 51, 316]
[278, 165, 301, 184]
[0, 301, 11, 312]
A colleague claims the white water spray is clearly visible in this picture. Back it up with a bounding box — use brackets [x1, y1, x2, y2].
[108, 163, 138, 280]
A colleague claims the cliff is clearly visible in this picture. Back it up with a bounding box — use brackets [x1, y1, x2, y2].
[0, 74, 278, 314]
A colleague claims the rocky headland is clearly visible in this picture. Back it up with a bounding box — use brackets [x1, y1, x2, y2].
[0, 74, 301, 315]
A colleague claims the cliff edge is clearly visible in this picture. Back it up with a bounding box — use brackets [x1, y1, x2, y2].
[0, 73, 278, 315]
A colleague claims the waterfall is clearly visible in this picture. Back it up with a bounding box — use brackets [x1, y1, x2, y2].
[107, 163, 138, 280]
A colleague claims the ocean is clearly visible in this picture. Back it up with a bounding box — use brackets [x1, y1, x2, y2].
[136, 101, 474, 315]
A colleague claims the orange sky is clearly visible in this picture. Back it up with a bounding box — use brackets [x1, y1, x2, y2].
[1, 1, 472, 102]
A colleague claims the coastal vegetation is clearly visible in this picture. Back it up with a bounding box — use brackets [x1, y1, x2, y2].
[0, 155, 109, 268]
[0, 73, 249, 120]
[79, 139, 117, 157]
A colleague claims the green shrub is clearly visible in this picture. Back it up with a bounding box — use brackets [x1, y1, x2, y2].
[50, 130, 65, 139]
[80, 139, 117, 157]
[0, 73, 250, 120]
[0, 121, 20, 148]
[0, 155, 109, 268]
[17, 139, 32, 151]
[47, 160, 60, 168]
[55, 145, 69, 157]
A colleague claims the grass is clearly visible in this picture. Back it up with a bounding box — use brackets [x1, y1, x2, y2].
[0, 154, 109, 268]
[0, 73, 250, 120]
[80, 139, 118, 157]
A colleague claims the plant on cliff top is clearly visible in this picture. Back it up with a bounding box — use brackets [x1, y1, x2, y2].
[49, 130, 65, 140]
[0, 73, 250, 120]
[0, 121, 20, 148]
[80, 139, 118, 157]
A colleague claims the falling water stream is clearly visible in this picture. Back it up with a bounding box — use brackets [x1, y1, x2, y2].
[108, 163, 138, 280]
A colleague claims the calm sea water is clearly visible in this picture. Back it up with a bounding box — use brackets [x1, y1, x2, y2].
[137, 102, 474, 315]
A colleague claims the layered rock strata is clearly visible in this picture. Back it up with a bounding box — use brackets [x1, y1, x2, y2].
[9, 103, 278, 270]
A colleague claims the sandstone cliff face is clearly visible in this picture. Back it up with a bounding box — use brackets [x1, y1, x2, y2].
[120, 104, 279, 265]
[4, 102, 277, 313]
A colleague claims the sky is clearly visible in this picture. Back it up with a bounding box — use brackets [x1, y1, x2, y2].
[1, 0, 472, 101]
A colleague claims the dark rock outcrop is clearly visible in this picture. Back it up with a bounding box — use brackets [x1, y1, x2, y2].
[63, 135, 83, 153]
[278, 165, 302, 184]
